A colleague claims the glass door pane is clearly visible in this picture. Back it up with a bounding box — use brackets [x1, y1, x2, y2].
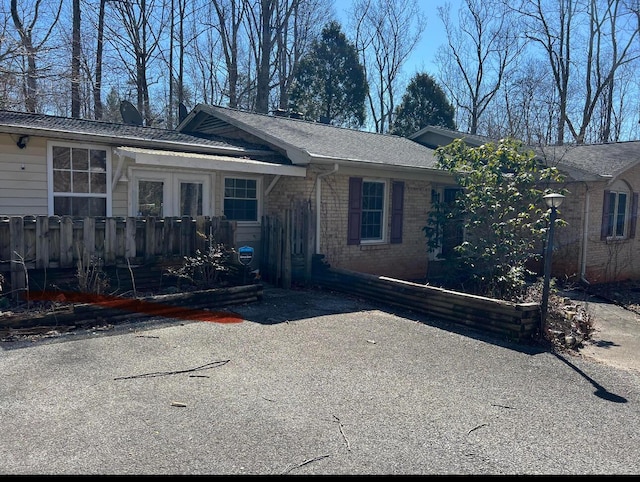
[138, 180, 164, 217]
[180, 182, 203, 216]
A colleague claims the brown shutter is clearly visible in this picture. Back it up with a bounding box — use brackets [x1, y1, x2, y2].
[601, 190, 611, 240]
[390, 181, 404, 244]
[347, 177, 362, 245]
[630, 192, 639, 239]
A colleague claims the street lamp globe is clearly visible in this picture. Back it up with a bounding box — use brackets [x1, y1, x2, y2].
[543, 193, 565, 209]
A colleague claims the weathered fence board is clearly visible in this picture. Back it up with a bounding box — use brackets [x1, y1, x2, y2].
[0, 215, 236, 298]
[261, 201, 313, 288]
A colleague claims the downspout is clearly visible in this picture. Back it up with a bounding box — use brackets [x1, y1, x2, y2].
[580, 184, 590, 285]
[316, 163, 339, 253]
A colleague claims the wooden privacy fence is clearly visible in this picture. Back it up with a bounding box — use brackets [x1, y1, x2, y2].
[313, 266, 540, 342]
[260, 201, 314, 288]
[0, 215, 236, 295]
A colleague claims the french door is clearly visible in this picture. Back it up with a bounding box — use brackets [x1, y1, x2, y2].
[132, 170, 211, 217]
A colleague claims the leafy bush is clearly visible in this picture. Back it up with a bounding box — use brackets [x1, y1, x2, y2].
[425, 138, 566, 301]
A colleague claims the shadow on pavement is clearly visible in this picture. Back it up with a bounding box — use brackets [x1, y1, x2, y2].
[553, 352, 627, 403]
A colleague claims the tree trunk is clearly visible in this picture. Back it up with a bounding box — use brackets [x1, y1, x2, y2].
[93, 0, 105, 119]
[71, 0, 81, 118]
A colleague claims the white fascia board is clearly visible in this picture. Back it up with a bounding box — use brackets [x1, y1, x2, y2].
[115, 146, 306, 177]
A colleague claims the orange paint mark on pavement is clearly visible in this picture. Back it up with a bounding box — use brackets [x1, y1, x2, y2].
[27, 291, 244, 324]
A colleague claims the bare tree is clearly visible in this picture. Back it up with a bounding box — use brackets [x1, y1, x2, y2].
[275, 0, 328, 111]
[350, 0, 425, 133]
[0, 4, 20, 108]
[161, 0, 206, 126]
[93, 0, 106, 119]
[245, 0, 300, 113]
[436, 0, 522, 135]
[9, 0, 63, 113]
[485, 55, 557, 144]
[208, 0, 249, 109]
[187, 3, 227, 106]
[71, 0, 81, 117]
[106, 0, 167, 125]
[514, 0, 640, 144]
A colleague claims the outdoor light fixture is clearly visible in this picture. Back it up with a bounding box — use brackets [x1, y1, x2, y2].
[16, 135, 29, 149]
[540, 192, 565, 337]
[544, 193, 565, 209]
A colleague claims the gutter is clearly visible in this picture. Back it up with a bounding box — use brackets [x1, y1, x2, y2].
[580, 184, 590, 285]
[316, 163, 339, 253]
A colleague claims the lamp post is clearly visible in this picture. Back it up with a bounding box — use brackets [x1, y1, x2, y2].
[540, 193, 565, 338]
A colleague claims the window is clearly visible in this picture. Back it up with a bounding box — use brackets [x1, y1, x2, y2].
[348, 177, 403, 245]
[361, 181, 385, 240]
[49, 143, 110, 216]
[601, 185, 638, 240]
[224, 177, 258, 221]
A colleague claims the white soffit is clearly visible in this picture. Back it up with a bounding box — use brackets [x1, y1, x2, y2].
[115, 146, 306, 177]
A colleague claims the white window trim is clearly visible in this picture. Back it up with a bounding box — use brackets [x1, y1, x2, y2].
[360, 179, 388, 244]
[129, 167, 213, 217]
[222, 175, 262, 225]
[174, 172, 211, 217]
[47, 141, 113, 216]
[607, 190, 629, 240]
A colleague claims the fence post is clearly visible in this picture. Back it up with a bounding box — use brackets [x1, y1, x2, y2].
[83, 216, 96, 263]
[145, 216, 155, 261]
[35, 215, 49, 269]
[104, 217, 117, 265]
[9, 217, 25, 299]
[304, 202, 313, 284]
[125, 217, 137, 260]
[283, 210, 292, 289]
[60, 216, 74, 267]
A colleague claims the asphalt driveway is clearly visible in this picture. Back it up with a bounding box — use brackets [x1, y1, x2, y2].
[1, 284, 639, 475]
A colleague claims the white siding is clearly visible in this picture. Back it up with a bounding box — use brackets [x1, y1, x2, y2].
[0, 135, 48, 215]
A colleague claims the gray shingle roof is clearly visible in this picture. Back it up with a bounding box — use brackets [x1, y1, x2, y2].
[180, 104, 441, 170]
[535, 142, 640, 180]
[409, 124, 491, 148]
[410, 124, 640, 182]
[0, 109, 282, 159]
